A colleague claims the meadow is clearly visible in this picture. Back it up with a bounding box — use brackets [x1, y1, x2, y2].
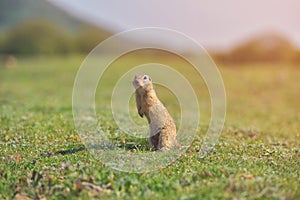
[0, 55, 299, 199]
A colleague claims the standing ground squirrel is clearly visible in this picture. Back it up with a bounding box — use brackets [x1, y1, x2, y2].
[133, 74, 179, 150]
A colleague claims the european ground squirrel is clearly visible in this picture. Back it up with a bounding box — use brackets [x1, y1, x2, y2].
[133, 74, 179, 150]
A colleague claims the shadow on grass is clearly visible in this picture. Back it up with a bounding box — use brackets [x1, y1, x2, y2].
[20, 142, 151, 169]
[54, 146, 86, 155]
[45, 141, 150, 157]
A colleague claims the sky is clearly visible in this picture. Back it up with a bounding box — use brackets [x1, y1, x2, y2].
[48, 0, 300, 50]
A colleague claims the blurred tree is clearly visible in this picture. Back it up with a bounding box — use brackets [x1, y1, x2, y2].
[75, 26, 110, 53]
[0, 20, 111, 55]
[214, 33, 299, 64]
[2, 20, 73, 55]
[0, 0, 113, 55]
[229, 34, 295, 63]
[0, 33, 4, 53]
[291, 50, 300, 64]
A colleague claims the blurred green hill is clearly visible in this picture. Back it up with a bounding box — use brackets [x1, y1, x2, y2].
[0, 0, 299, 64]
[0, 0, 112, 54]
[0, 0, 103, 32]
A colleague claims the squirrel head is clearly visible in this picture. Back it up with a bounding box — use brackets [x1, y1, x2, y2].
[133, 74, 152, 90]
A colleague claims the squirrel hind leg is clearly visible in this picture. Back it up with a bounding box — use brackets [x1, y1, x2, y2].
[157, 131, 172, 150]
[149, 133, 160, 150]
[157, 129, 179, 151]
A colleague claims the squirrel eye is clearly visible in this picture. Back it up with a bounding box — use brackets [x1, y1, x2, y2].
[143, 76, 148, 80]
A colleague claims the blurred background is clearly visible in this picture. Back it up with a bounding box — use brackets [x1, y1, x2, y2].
[1, 0, 299, 130]
[0, 0, 299, 64]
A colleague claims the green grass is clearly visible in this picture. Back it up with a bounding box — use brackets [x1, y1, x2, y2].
[0, 55, 299, 199]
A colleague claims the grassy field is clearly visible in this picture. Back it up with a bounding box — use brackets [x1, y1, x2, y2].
[0, 55, 299, 199]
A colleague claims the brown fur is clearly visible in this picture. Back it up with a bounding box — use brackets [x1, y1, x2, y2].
[133, 74, 179, 150]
